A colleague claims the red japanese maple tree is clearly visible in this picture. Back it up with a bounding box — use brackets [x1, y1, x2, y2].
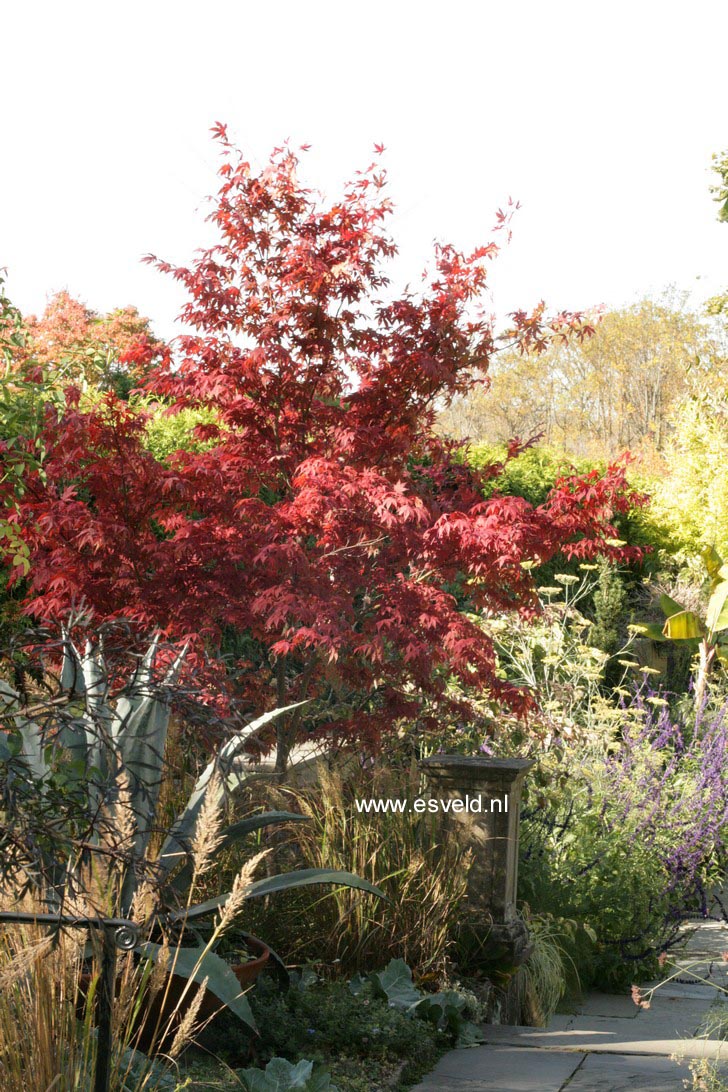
[8, 128, 644, 769]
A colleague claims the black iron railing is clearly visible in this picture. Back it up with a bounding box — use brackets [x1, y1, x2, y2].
[0, 911, 139, 1092]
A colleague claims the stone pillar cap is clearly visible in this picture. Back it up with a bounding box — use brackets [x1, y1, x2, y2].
[420, 755, 534, 781]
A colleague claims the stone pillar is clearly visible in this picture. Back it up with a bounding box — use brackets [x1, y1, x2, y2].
[419, 755, 534, 976]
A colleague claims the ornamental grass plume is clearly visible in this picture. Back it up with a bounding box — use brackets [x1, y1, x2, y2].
[247, 764, 471, 979]
[0, 893, 186, 1091]
[167, 975, 208, 1060]
[189, 771, 226, 883]
[217, 850, 269, 933]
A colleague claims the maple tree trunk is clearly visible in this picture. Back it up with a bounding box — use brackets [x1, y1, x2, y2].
[274, 657, 290, 779]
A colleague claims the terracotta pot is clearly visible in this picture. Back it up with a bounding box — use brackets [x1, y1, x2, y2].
[198, 935, 271, 1018]
[79, 935, 271, 1052]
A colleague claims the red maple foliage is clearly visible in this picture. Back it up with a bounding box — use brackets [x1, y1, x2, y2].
[7, 131, 645, 768]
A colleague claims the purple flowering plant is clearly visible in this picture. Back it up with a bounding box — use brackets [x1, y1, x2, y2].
[519, 686, 728, 990]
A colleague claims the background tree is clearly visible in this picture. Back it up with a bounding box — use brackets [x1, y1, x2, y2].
[15, 290, 160, 397]
[438, 293, 723, 460]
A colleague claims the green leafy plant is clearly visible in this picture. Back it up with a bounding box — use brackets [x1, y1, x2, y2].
[351, 958, 484, 1046]
[237, 1058, 337, 1092]
[199, 972, 443, 1086]
[458, 566, 639, 762]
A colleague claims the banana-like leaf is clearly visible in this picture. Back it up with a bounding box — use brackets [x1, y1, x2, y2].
[137, 941, 256, 1031]
[706, 580, 728, 637]
[156, 703, 307, 879]
[662, 610, 703, 641]
[702, 545, 725, 584]
[172, 868, 386, 923]
[659, 593, 686, 619]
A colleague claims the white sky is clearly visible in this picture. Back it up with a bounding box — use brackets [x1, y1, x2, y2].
[2, 0, 727, 340]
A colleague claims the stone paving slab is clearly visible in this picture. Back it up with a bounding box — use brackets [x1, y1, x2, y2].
[668, 961, 725, 983]
[631, 997, 713, 1037]
[572, 993, 639, 1019]
[561, 1052, 690, 1091]
[654, 982, 719, 1001]
[411, 1046, 585, 1091]
[479, 1020, 727, 1058]
[681, 920, 728, 953]
[412, 918, 728, 1089]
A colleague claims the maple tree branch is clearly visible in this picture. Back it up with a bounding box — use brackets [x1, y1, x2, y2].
[319, 535, 386, 560]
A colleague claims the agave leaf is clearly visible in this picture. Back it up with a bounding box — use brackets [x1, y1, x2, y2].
[237, 866, 386, 903]
[16, 716, 49, 782]
[217, 811, 309, 846]
[136, 941, 256, 1031]
[0, 680, 51, 780]
[156, 703, 306, 879]
[662, 610, 703, 641]
[172, 868, 385, 923]
[78, 640, 115, 789]
[0, 678, 18, 712]
[706, 580, 728, 637]
[61, 639, 109, 803]
[110, 641, 189, 907]
[60, 629, 86, 696]
[0, 682, 53, 782]
[80, 639, 110, 713]
[167, 812, 308, 896]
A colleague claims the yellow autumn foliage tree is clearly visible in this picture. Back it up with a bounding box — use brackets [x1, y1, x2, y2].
[438, 293, 724, 463]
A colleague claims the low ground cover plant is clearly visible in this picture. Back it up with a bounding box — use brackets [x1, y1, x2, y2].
[191, 960, 481, 1091]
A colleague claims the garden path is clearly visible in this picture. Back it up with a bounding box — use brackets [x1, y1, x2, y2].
[412, 918, 728, 1091]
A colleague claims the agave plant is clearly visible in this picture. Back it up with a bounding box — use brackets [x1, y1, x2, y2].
[0, 632, 382, 1029]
